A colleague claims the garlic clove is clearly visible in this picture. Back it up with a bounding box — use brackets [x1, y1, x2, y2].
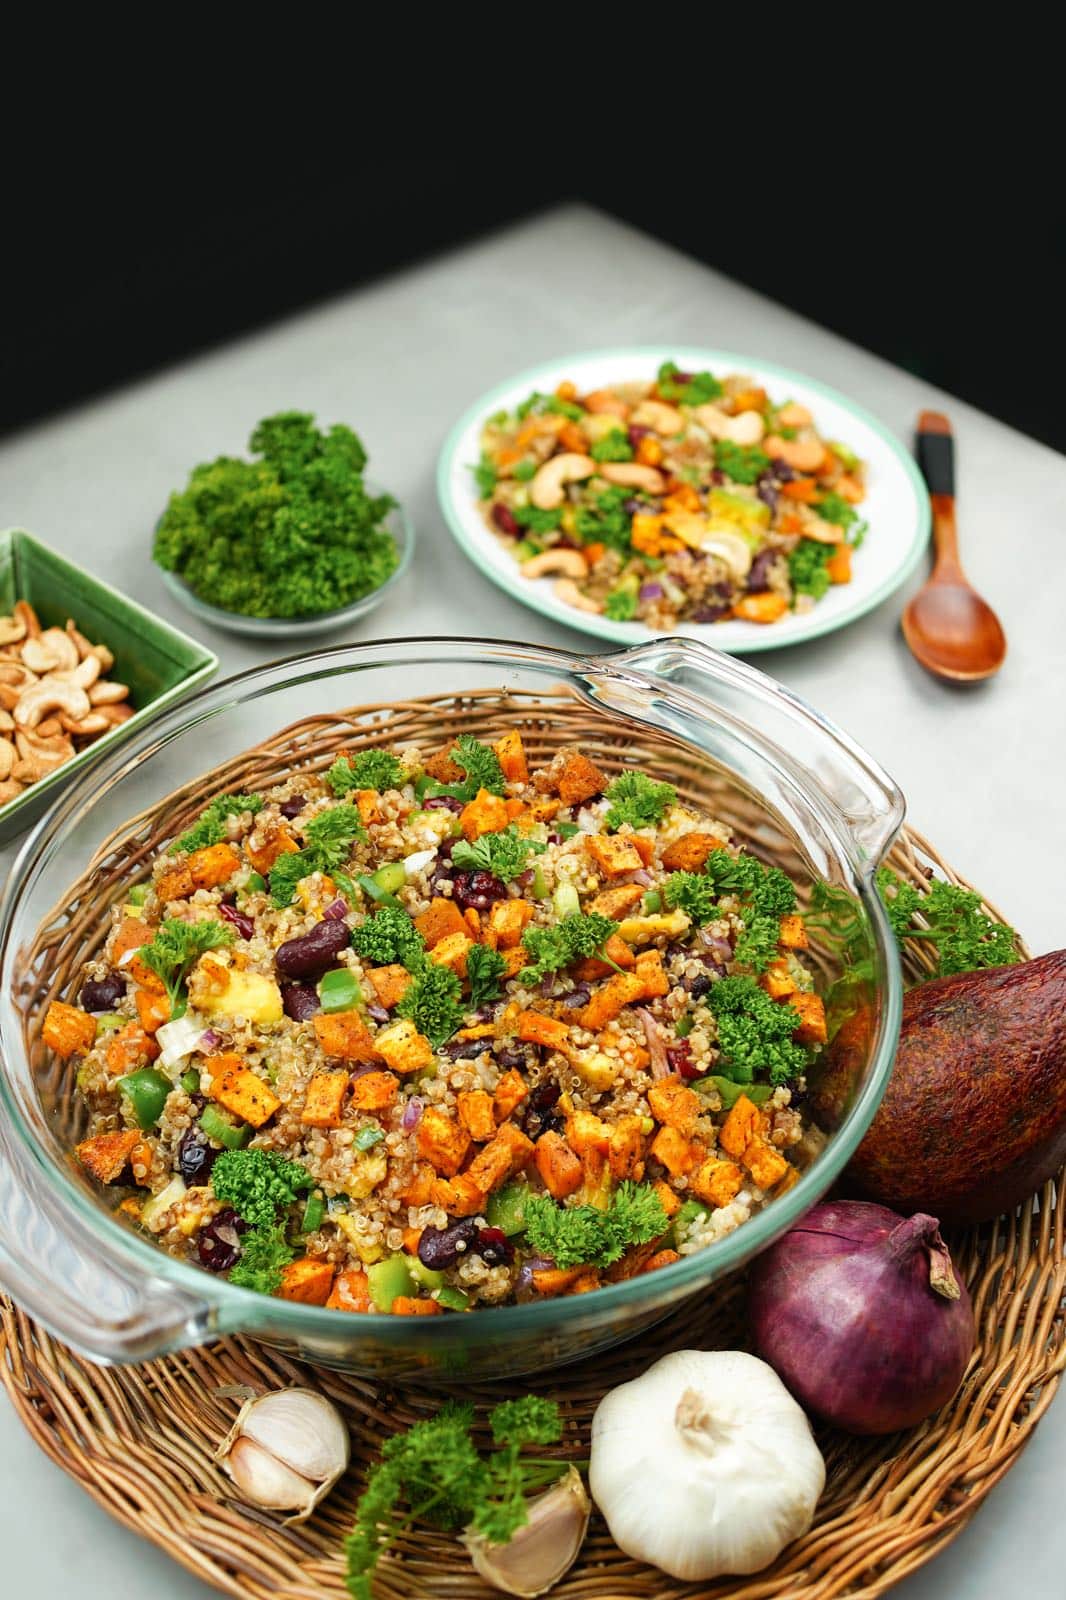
[463, 1467, 590, 1597]
[240, 1387, 351, 1485]
[223, 1436, 318, 1514]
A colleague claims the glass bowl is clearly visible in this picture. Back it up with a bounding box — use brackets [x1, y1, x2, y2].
[158, 494, 414, 639]
[0, 637, 904, 1380]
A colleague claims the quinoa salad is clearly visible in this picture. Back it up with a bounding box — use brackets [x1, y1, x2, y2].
[48, 731, 829, 1316]
[473, 361, 868, 629]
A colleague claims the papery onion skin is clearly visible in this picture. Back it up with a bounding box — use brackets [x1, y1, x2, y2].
[749, 1200, 975, 1435]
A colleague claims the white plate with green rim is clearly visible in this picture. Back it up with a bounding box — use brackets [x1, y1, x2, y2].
[436, 347, 931, 652]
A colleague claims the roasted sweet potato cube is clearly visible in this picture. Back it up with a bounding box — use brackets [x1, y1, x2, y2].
[468, 1122, 535, 1192]
[366, 964, 412, 1010]
[573, 933, 636, 982]
[493, 1067, 528, 1121]
[608, 1115, 647, 1181]
[718, 1094, 767, 1159]
[135, 987, 170, 1033]
[648, 1076, 700, 1135]
[661, 831, 720, 872]
[761, 959, 798, 1001]
[106, 1023, 159, 1075]
[578, 971, 646, 1031]
[376, 1018, 434, 1075]
[109, 919, 164, 992]
[459, 787, 510, 841]
[213, 1061, 281, 1128]
[326, 1269, 371, 1312]
[430, 929, 474, 978]
[423, 746, 464, 783]
[635, 949, 670, 999]
[414, 897, 469, 949]
[313, 1010, 384, 1063]
[301, 1071, 350, 1128]
[277, 1257, 334, 1305]
[778, 914, 809, 950]
[430, 1173, 486, 1217]
[516, 1010, 571, 1051]
[487, 898, 534, 950]
[402, 1226, 423, 1255]
[789, 991, 827, 1045]
[76, 1129, 140, 1183]
[355, 788, 382, 827]
[773, 1164, 800, 1197]
[402, 1162, 436, 1206]
[565, 1108, 610, 1155]
[652, 1178, 681, 1218]
[639, 1248, 680, 1275]
[391, 1296, 442, 1316]
[532, 1264, 587, 1295]
[691, 1157, 744, 1210]
[589, 882, 645, 919]
[417, 1108, 470, 1176]
[505, 797, 527, 821]
[499, 946, 529, 980]
[528, 797, 561, 823]
[535, 1130, 583, 1199]
[349, 1071, 399, 1112]
[155, 864, 194, 902]
[555, 752, 608, 807]
[743, 1139, 790, 1191]
[494, 730, 529, 784]
[245, 824, 298, 874]
[650, 1124, 701, 1177]
[42, 1000, 96, 1058]
[585, 834, 643, 877]
[188, 842, 240, 889]
[457, 1089, 497, 1142]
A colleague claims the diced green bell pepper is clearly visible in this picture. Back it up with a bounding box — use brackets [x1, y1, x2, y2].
[641, 890, 662, 915]
[200, 1104, 249, 1149]
[373, 863, 407, 896]
[241, 871, 267, 898]
[128, 883, 150, 906]
[354, 1125, 384, 1152]
[180, 1067, 201, 1096]
[368, 1254, 415, 1312]
[407, 1256, 445, 1292]
[436, 1286, 470, 1312]
[674, 1013, 693, 1038]
[318, 967, 363, 1013]
[553, 882, 580, 919]
[556, 822, 580, 839]
[486, 1180, 530, 1237]
[94, 1013, 125, 1038]
[301, 1192, 326, 1234]
[117, 1068, 172, 1131]
[358, 872, 402, 910]
[531, 864, 549, 900]
[668, 1198, 707, 1248]
[693, 1075, 773, 1109]
[514, 539, 543, 561]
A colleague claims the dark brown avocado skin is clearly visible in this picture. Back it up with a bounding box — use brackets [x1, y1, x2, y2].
[835, 952, 1066, 1224]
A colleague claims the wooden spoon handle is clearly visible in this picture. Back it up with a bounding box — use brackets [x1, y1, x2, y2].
[916, 411, 965, 581]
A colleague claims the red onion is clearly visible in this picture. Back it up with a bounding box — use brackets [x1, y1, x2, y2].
[639, 582, 664, 601]
[199, 1028, 221, 1051]
[401, 1096, 424, 1130]
[749, 1200, 975, 1435]
[638, 1008, 671, 1079]
[324, 897, 349, 920]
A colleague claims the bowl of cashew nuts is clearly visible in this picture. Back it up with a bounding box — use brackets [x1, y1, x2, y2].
[0, 530, 217, 844]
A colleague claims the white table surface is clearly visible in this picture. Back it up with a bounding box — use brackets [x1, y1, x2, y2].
[0, 202, 1063, 1598]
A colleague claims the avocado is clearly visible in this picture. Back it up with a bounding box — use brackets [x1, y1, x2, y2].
[828, 952, 1066, 1223]
[707, 487, 771, 540]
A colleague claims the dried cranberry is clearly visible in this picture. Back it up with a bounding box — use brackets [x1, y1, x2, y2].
[423, 795, 462, 814]
[198, 1208, 248, 1272]
[476, 1227, 515, 1266]
[219, 901, 255, 939]
[453, 870, 507, 912]
[667, 1041, 700, 1080]
[495, 1047, 530, 1071]
[547, 832, 562, 845]
[444, 1037, 490, 1060]
[79, 973, 125, 1012]
[177, 1125, 218, 1184]
[746, 550, 777, 593]
[418, 1218, 479, 1270]
[692, 604, 732, 624]
[279, 795, 307, 819]
[492, 503, 520, 537]
[527, 1079, 561, 1113]
[282, 982, 320, 1021]
[628, 424, 651, 448]
[685, 973, 713, 999]
[522, 1078, 563, 1139]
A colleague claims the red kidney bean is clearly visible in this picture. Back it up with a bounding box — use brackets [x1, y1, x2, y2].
[424, 795, 463, 814]
[178, 1125, 218, 1184]
[282, 982, 320, 1021]
[418, 1218, 479, 1270]
[275, 918, 350, 978]
[279, 795, 307, 819]
[492, 503, 520, 537]
[219, 901, 254, 939]
[80, 973, 125, 1012]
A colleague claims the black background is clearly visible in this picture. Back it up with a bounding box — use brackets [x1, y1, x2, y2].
[2, 158, 1062, 453]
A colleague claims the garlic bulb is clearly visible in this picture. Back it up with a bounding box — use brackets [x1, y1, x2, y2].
[215, 1387, 350, 1522]
[463, 1467, 590, 1597]
[589, 1350, 824, 1580]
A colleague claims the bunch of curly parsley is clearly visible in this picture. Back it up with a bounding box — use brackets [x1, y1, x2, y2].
[153, 412, 398, 618]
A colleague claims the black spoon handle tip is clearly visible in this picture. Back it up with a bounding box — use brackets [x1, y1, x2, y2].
[916, 413, 955, 498]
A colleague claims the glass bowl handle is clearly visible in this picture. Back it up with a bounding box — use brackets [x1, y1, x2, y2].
[612, 637, 906, 867]
[0, 1116, 214, 1362]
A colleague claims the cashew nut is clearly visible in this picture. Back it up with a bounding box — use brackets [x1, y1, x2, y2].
[692, 404, 766, 446]
[597, 462, 666, 493]
[13, 681, 91, 729]
[13, 601, 40, 638]
[60, 711, 112, 736]
[65, 620, 96, 659]
[765, 434, 826, 473]
[553, 578, 603, 614]
[89, 680, 130, 706]
[92, 642, 116, 672]
[16, 728, 75, 763]
[0, 617, 26, 645]
[0, 710, 13, 732]
[630, 399, 684, 436]
[520, 549, 589, 580]
[530, 453, 596, 511]
[0, 777, 23, 804]
[22, 629, 80, 673]
[0, 662, 37, 687]
[777, 402, 813, 429]
[582, 389, 630, 418]
[0, 738, 14, 780]
[798, 515, 841, 546]
[52, 654, 101, 691]
[99, 703, 133, 726]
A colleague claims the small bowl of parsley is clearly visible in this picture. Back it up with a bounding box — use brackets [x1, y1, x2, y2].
[153, 412, 413, 637]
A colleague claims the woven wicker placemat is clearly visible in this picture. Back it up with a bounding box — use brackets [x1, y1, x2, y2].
[1, 688, 1063, 1599]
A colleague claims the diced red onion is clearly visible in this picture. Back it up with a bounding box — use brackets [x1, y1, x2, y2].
[631, 868, 655, 887]
[639, 1008, 671, 1078]
[402, 1097, 424, 1130]
[516, 1255, 554, 1290]
[324, 897, 349, 920]
[199, 1028, 221, 1051]
[366, 1003, 389, 1024]
[639, 582, 665, 601]
[697, 927, 734, 963]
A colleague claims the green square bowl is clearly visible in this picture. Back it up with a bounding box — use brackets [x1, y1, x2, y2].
[0, 530, 218, 845]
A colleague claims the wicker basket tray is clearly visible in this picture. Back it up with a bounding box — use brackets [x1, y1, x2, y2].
[1, 692, 1063, 1599]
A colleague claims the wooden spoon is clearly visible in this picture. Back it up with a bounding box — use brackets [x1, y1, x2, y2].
[902, 411, 1006, 681]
